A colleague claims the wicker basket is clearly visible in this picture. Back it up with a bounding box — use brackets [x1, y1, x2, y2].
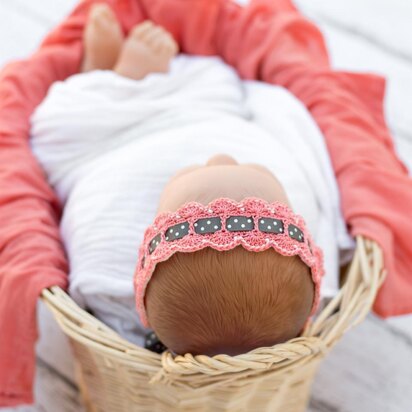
[41, 235, 385, 412]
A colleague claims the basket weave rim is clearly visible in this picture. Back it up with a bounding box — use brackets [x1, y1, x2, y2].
[42, 235, 386, 376]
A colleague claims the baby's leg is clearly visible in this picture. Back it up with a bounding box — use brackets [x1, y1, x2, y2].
[82, 4, 124, 72]
[114, 21, 178, 80]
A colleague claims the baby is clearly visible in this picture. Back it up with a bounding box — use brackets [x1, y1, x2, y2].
[33, 4, 328, 357]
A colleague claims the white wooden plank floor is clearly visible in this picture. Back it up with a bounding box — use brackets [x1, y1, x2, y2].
[1, 1, 412, 411]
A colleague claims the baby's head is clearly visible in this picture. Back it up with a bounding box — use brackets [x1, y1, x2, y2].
[135, 155, 323, 356]
[146, 246, 314, 356]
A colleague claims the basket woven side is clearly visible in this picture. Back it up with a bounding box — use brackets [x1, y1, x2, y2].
[42, 235, 385, 412]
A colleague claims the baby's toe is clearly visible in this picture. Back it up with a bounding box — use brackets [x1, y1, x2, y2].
[144, 26, 165, 48]
[130, 21, 155, 41]
[90, 3, 116, 25]
[161, 35, 179, 57]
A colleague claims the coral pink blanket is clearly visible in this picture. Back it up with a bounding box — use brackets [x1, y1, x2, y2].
[1, 0, 411, 406]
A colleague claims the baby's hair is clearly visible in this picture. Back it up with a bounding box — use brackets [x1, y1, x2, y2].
[145, 246, 314, 356]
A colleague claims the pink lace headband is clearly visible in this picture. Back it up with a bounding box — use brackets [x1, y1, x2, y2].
[134, 197, 324, 328]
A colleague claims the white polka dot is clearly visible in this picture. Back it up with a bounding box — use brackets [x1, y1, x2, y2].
[280, 228, 283, 232]
[294, 228, 298, 232]
[166, 236, 169, 240]
[207, 220, 211, 225]
[170, 228, 174, 233]
[156, 241, 159, 245]
[228, 224, 232, 229]
[247, 219, 252, 223]
[274, 221, 278, 226]
[260, 220, 265, 224]
[176, 232, 180, 236]
[289, 231, 293, 236]
[214, 225, 218, 230]
[201, 227, 205, 231]
[268, 225, 272, 230]
[234, 219, 238, 223]
[181, 225, 185, 229]
[241, 223, 245, 228]
[194, 223, 198, 227]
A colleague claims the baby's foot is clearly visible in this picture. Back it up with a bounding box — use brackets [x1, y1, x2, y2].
[82, 4, 124, 72]
[114, 21, 178, 80]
